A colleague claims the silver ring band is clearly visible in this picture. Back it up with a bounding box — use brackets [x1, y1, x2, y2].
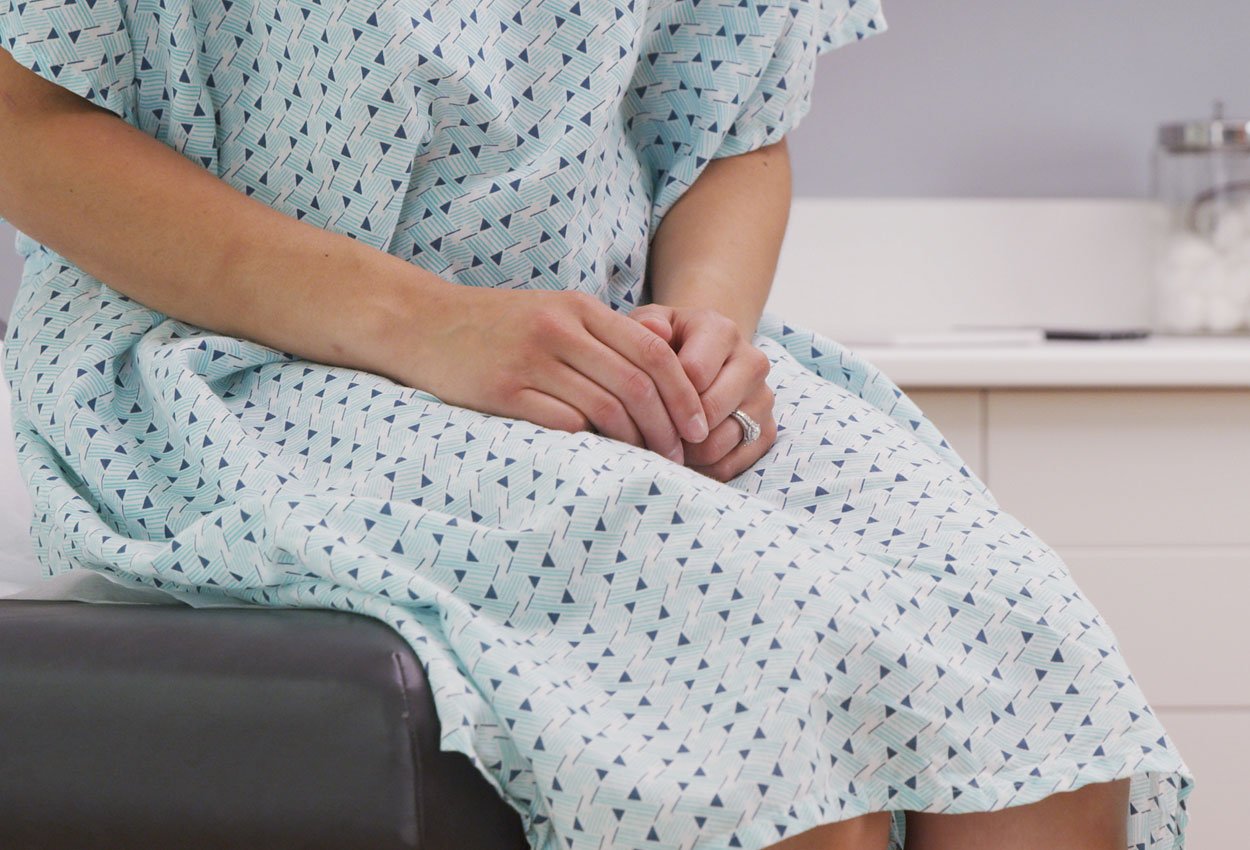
[729, 408, 761, 446]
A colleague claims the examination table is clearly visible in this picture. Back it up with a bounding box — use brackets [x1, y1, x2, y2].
[0, 599, 530, 849]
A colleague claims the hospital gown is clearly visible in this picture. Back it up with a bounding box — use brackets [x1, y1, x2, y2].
[0, 0, 1194, 847]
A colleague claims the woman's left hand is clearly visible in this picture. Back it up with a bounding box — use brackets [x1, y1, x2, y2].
[628, 303, 776, 482]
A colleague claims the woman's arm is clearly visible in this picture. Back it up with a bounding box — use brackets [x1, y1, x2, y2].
[0, 50, 451, 378]
[644, 138, 792, 339]
[0, 51, 709, 459]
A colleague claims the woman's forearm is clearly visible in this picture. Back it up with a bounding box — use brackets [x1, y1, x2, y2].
[644, 138, 792, 338]
[0, 54, 455, 383]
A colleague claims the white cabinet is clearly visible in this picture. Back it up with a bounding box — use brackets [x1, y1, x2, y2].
[905, 384, 1249, 850]
[985, 390, 1250, 548]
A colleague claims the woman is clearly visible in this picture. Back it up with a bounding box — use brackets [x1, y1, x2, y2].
[0, 0, 1192, 847]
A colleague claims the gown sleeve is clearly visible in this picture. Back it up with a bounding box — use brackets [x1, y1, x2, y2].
[1, 0, 428, 252]
[714, 0, 888, 159]
[0, 0, 137, 123]
[630, 0, 888, 237]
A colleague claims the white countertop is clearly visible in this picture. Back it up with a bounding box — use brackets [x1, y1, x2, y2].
[843, 334, 1250, 388]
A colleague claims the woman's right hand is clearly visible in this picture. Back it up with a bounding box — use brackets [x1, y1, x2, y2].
[391, 286, 711, 464]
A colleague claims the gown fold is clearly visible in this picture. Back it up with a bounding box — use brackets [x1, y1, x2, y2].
[2, 0, 1194, 847]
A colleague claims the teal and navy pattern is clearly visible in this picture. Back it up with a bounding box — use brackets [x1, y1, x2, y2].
[1, 0, 1193, 848]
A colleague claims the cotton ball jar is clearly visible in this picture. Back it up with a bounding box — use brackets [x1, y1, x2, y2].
[1210, 203, 1250, 252]
[1154, 233, 1222, 333]
[1153, 102, 1250, 335]
[1224, 242, 1250, 329]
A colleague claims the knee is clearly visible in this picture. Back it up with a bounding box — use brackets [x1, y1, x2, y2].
[826, 810, 892, 850]
[768, 810, 891, 850]
[854, 811, 893, 849]
[1065, 777, 1132, 849]
[905, 777, 1129, 850]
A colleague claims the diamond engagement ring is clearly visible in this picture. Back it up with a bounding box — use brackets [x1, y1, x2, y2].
[729, 409, 761, 446]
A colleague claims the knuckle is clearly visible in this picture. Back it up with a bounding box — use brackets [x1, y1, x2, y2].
[565, 290, 600, 316]
[561, 411, 591, 433]
[639, 332, 674, 367]
[683, 358, 713, 391]
[589, 394, 625, 427]
[749, 347, 771, 380]
[528, 307, 568, 341]
[487, 369, 525, 404]
[620, 368, 657, 403]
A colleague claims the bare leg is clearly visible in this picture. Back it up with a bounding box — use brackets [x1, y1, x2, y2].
[904, 777, 1131, 850]
[761, 811, 892, 850]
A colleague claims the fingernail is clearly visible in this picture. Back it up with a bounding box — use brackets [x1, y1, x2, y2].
[666, 445, 684, 464]
[687, 413, 708, 442]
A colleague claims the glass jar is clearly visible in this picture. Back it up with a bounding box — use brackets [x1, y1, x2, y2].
[1152, 102, 1250, 335]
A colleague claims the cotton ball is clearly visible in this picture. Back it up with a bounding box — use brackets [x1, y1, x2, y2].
[1154, 232, 1243, 332]
[1156, 285, 1208, 333]
[1223, 254, 1250, 332]
[1161, 232, 1221, 270]
[1194, 258, 1239, 331]
[1211, 207, 1250, 252]
[1156, 234, 1218, 294]
[1224, 208, 1250, 329]
[1155, 239, 1202, 332]
[1204, 290, 1245, 333]
[1225, 247, 1250, 299]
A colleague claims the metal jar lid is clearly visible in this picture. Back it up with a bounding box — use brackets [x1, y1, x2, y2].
[1159, 100, 1250, 152]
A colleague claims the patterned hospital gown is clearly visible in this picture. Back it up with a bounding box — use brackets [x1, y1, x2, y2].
[1, 0, 1194, 847]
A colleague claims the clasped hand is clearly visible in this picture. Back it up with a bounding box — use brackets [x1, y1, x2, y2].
[626, 302, 777, 482]
[414, 288, 776, 482]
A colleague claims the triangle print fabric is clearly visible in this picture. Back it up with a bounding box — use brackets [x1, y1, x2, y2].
[1, 0, 1193, 848]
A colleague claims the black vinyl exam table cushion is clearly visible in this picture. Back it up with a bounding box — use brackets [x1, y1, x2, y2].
[0, 600, 530, 849]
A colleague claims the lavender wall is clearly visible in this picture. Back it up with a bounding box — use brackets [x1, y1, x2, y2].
[786, 0, 1250, 198]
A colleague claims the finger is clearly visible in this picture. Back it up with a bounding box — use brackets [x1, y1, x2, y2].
[684, 405, 753, 467]
[628, 304, 675, 338]
[675, 313, 738, 394]
[687, 395, 776, 483]
[560, 335, 686, 463]
[512, 387, 592, 435]
[531, 362, 645, 448]
[583, 306, 709, 444]
[635, 314, 673, 342]
[697, 343, 772, 431]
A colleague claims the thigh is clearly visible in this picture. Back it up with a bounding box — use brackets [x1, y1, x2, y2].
[734, 334, 999, 548]
[903, 778, 1131, 850]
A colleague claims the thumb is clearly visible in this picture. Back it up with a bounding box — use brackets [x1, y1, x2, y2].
[637, 315, 674, 342]
[629, 307, 675, 343]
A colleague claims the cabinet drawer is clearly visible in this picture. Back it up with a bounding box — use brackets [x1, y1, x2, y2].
[906, 389, 985, 478]
[985, 390, 1250, 547]
[1058, 548, 1250, 708]
[1153, 709, 1249, 849]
